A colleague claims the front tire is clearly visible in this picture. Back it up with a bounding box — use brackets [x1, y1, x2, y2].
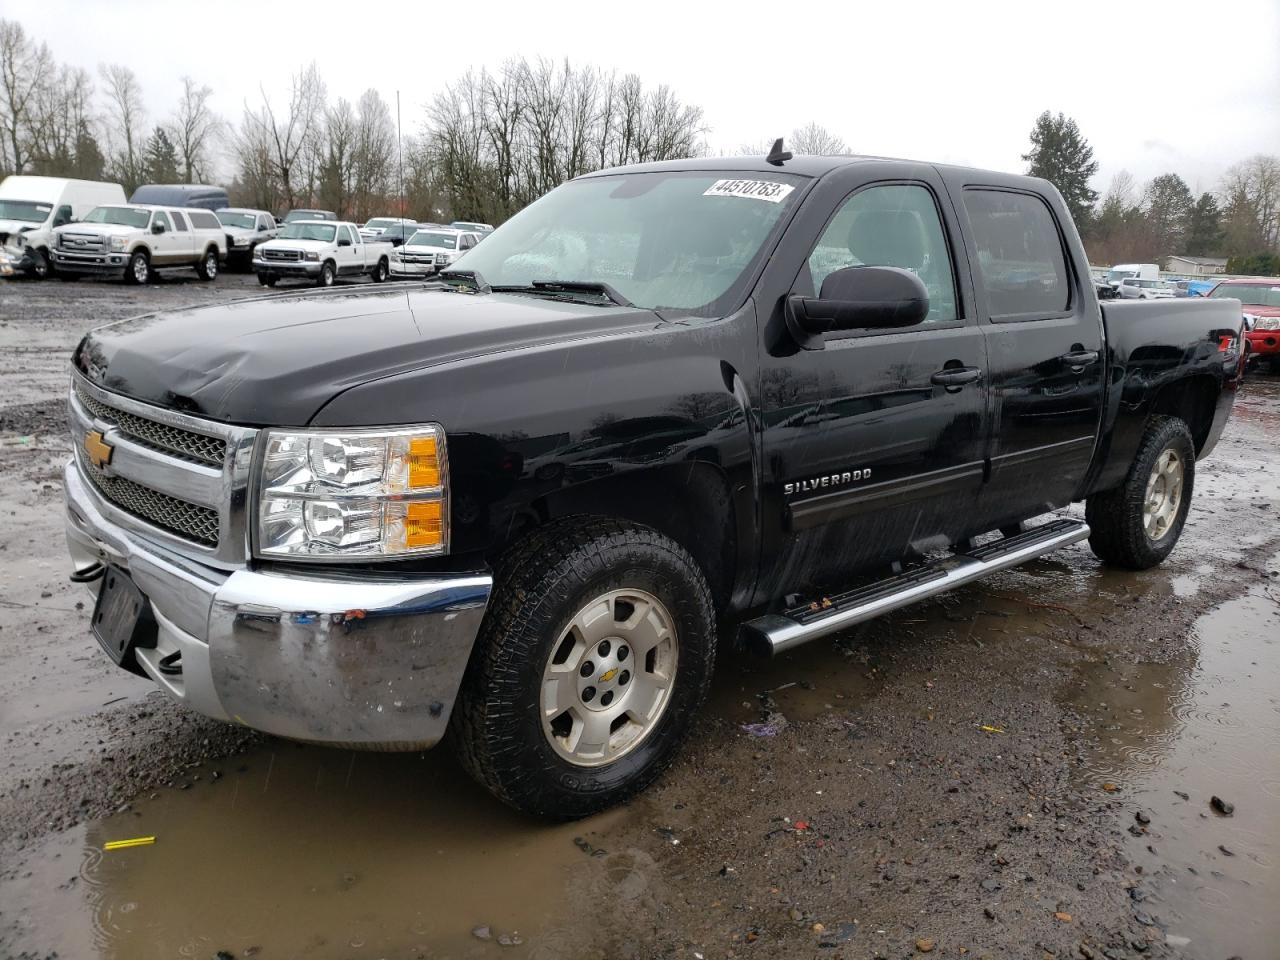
[195, 247, 219, 280]
[124, 250, 150, 285]
[28, 247, 51, 279]
[1086, 415, 1195, 569]
[451, 517, 716, 818]
[317, 261, 336, 287]
[257, 272, 277, 287]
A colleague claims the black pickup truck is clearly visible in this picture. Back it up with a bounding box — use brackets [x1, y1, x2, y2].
[64, 150, 1245, 817]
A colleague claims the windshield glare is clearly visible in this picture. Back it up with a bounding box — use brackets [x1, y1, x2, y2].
[0, 200, 52, 223]
[83, 206, 150, 228]
[363, 218, 397, 230]
[279, 223, 336, 242]
[285, 210, 328, 222]
[448, 171, 803, 313]
[217, 212, 256, 229]
[1212, 283, 1280, 307]
[409, 232, 457, 249]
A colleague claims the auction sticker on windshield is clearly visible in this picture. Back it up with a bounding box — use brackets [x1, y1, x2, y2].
[703, 179, 795, 203]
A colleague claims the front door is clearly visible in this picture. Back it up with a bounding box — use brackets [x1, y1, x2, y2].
[148, 210, 178, 263]
[952, 186, 1105, 524]
[758, 176, 989, 595]
[338, 225, 362, 274]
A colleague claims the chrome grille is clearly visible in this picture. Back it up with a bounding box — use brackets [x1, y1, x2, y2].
[80, 455, 220, 547]
[59, 232, 107, 252]
[263, 248, 302, 262]
[74, 384, 226, 466]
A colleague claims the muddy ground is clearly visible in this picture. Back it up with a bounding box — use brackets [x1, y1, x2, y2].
[0, 271, 1277, 960]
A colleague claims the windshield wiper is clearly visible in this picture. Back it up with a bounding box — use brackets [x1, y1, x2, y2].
[437, 269, 490, 293]
[491, 280, 634, 307]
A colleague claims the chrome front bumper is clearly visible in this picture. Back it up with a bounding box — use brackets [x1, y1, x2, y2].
[64, 462, 492, 750]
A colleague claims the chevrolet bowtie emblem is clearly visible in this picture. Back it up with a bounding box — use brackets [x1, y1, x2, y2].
[84, 430, 114, 469]
[599, 668, 618, 683]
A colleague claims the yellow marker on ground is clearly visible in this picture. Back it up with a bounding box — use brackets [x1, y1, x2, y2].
[979, 725, 1005, 734]
[103, 836, 155, 851]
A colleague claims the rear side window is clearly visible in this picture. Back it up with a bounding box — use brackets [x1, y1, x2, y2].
[187, 210, 220, 230]
[171, 211, 189, 231]
[963, 189, 1071, 318]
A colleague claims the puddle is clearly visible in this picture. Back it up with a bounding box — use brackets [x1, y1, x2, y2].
[0, 745, 629, 958]
[1067, 556, 1280, 959]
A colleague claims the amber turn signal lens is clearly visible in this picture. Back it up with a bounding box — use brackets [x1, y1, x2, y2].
[408, 436, 440, 488]
[404, 500, 443, 548]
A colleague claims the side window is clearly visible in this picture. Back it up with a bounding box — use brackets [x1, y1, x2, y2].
[171, 211, 189, 231]
[151, 211, 172, 232]
[340, 226, 355, 245]
[53, 205, 73, 227]
[807, 184, 958, 324]
[258, 216, 272, 231]
[187, 210, 219, 230]
[962, 189, 1071, 318]
[460, 234, 475, 250]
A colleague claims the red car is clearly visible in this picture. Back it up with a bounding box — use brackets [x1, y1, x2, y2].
[1209, 278, 1280, 370]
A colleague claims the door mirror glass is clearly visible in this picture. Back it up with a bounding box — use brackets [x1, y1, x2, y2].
[151, 222, 166, 234]
[337, 235, 351, 247]
[787, 266, 929, 349]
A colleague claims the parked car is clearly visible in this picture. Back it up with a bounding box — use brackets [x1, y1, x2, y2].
[284, 208, 337, 224]
[0, 176, 126, 278]
[359, 217, 416, 240]
[366, 222, 421, 247]
[216, 208, 279, 269]
[252, 220, 393, 287]
[1119, 277, 1176, 299]
[1106, 262, 1159, 289]
[51, 204, 226, 283]
[129, 183, 230, 211]
[1209, 277, 1280, 370]
[388, 227, 482, 278]
[61, 153, 1243, 817]
[448, 220, 494, 234]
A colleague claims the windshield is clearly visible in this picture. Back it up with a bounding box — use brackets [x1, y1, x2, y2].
[363, 218, 398, 230]
[83, 206, 150, 228]
[1107, 268, 1137, 282]
[1211, 283, 1280, 307]
[1134, 279, 1169, 289]
[217, 212, 256, 229]
[452, 222, 486, 231]
[0, 199, 52, 223]
[278, 223, 336, 242]
[409, 231, 457, 249]
[448, 172, 802, 313]
[285, 210, 329, 223]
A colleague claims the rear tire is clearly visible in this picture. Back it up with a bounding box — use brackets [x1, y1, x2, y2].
[451, 517, 716, 818]
[195, 247, 218, 281]
[318, 261, 335, 287]
[1086, 415, 1195, 570]
[124, 250, 150, 285]
[371, 257, 388, 283]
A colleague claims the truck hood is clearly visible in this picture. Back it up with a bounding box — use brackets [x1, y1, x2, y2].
[0, 219, 41, 236]
[58, 222, 139, 238]
[258, 237, 331, 251]
[73, 287, 664, 426]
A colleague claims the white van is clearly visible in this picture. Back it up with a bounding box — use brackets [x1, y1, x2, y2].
[1105, 262, 1159, 290]
[0, 176, 127, 278]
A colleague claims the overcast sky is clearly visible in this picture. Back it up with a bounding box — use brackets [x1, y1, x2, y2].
[15, 0, 1280, 195]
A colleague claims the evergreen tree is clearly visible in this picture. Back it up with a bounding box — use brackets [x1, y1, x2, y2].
[143, 125, 179, 183]
[1143, 173, 1194, 262]
[1022, 111, 1099, 228]
[71, 121, 105, 181]
[1184, 192, 1224, 257]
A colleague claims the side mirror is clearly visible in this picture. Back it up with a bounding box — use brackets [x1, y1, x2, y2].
[151, 222, 166, 235]
[786, 266, 929, 349]
[337, 237, 351, 247]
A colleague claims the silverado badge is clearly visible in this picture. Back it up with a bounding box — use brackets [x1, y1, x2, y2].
[84, 430, 114, 469]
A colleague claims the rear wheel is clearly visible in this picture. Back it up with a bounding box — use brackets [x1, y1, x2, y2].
[371, 257, 389, 283]
[317, 261, 335, 287]
[1086, 415, 1195, 569]
[195, 247, 218, 281]
[124, 250, 150, 285]
[451, 517, 716, 818]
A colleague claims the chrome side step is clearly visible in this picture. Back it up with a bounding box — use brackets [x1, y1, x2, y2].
[741, 519, 1090, 656]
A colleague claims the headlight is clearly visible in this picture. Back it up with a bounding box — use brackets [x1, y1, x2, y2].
[437, 253, 453, 264]
[110, 237, 127, 251]
[1257, 317, 1280, 331]
[256, 425, 448, 560]
[304, 251, 320, 262]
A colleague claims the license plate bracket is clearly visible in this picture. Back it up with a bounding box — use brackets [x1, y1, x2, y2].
[91, 566, 156, 665]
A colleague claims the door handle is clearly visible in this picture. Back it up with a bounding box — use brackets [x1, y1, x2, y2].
[930, 366, 983, 388]
[1059, 349, 1099, 369]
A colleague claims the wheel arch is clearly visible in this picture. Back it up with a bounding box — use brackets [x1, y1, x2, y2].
[1148, 373, 1219, 455]
[530, 462, 740, 615]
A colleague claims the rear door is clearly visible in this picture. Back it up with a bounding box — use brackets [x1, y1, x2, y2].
[759, 170, 990, 587]
[169, 210, 194, 262]
[951, 184, 1104, 524]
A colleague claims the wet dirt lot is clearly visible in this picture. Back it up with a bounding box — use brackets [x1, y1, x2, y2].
[0, 272, 1277, 960]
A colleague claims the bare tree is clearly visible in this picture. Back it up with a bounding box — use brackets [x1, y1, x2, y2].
[1220, 155, 1280, 255]
[27, 64, 94, 175]
[99, 63, 147, 191]
[791, 122, 847, 156]
[350, 90, 395, 219]
[0, 19, 53, 174]
[241, 63, 326, 209]
[169, 76, 220, 183]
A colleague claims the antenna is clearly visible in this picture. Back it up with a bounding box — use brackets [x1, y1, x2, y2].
[396, 90, 405, 218]
[766, 137, 792, 166]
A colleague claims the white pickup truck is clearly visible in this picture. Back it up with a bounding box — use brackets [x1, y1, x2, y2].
[51, 203, 227, 284]
[253, 220, 393, 287]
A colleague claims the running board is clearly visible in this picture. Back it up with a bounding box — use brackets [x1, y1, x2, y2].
[741, 519, 1090, 656]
